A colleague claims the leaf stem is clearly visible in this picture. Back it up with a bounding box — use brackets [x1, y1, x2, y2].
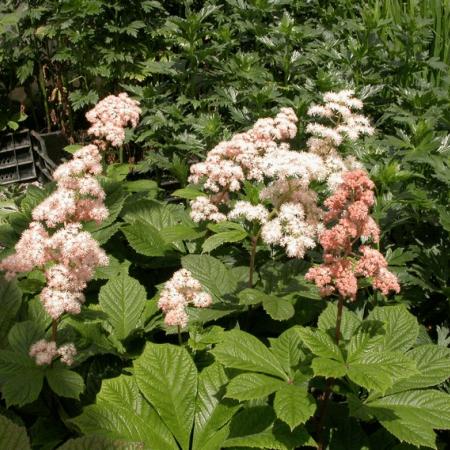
[317, 294, 344, 450]
[248, 235, 258, 288]
[51, 320, 58, 342]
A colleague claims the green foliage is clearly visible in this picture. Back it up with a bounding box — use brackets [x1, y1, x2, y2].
[1, 0, 450, 448]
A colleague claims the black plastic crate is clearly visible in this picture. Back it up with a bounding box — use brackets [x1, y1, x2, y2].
[0, 130, 36, 185]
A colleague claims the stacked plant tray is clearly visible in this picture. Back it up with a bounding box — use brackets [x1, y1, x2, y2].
[0, 130, 37, 185]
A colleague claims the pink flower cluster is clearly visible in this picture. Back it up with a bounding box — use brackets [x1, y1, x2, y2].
[33, 144, 107, 227]
[305, 170, 400, 299]
[0, 93, 140, 364]
[29, 340, 77, 366]
[158, 269, 212, 328]
[86, 93, 141, 147]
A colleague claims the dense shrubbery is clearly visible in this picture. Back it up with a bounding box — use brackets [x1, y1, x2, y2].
[0, 1, 449, 449]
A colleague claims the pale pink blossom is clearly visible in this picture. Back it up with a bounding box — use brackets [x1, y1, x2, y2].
[29, 340, 77, 366]
[86, 93, 141, 147]
[228, 201, 269, 224]
[158, 269, 212, 328]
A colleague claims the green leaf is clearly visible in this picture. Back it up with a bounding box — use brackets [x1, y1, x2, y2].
[0, 351, 44, 407]
[0, 278, 22, 346]
[193, 363, 239, 450]
[387, 345, 450, 393]
[202, 229, 247, 253]
[296, 328, 343, 361]
[368, 305, 419, 353]
[318, 302, 361, 340]
[7, 321, 43, 354]
[273, 384, 316, 430]
[122, 222, 172, 257]
[347, 352, 417, 393]
[134, 343, 197, 450]
[124, 179, 159, 193]
[269, 327, 306, 378]
[223, 406, 312, 449]
[182, 254, 236, 299]
[367, 390, 450, 449]
[99, 273, 147, 340]
[46, 367, 84, 399]
[226, 373, 285, 400]
[63, 144, 83, 155]
[211, 330, 289, 380]
[262, 295, 295, 321]
[173, 188, 206, 200]
[57, 436, 141, 450]
[160, 225, 204, 243]
[311, 357, 346, 378]
[71, 375, 177, 449]
[0, 414, 30, 450]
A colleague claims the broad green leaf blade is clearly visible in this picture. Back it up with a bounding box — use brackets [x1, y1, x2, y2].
[223, 406, 313, 449]
[269, 327, 306, 378]
[46, 367, 84, 399]
[193, 363, 239, 450]
[347, 352, 417, 393]
[160, 225, 204, 243]
[367, 390, 450, 449]
[0, 277, 22, 346]
[296, 328, 343, 361]
[226, 373, 286, 401]
[121, 222, 171, 257]
[57, 436, 141, 450]
[181, 254, 237, 299]
[99, 273, 146, 340]
[7, 321, 44, 354]
[311, 357, 346, 378]
[318, 302, 361, 341]
[0, 414, 30, 450]
[0, 351, 44, 407]
[202, 229, 247, 253]
[387, 345, 450, 393]
[70, 375, 177, 449]
[173, 188, 206, 200]
[211, 330, 289, 380]
[262, 295, 295, 321]
[134, 343, 197, 450]
[273, 384, 316, 430]
[368, 305, 419, 353]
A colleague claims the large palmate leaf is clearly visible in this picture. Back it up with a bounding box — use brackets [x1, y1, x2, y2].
[71, 375, 177, 449]
[273, 384, 316, 430]
[181, 254, 237, 299]
[192, 363, 239, 450]
[368, 305, 419, 353]
[269, 327, 306, 378]
[226, 373, 286, 401]
[0, 277, 22, 347]
[211, 330, 289, 380]
[0, 414, 30, 450]
[222, 405, 313, 449]
[296, 328, 343, 361]
[57, 436, 141, 450]
[367, 390, 450, 449]
[386, 344, 450, 394]
[99, 272, 147, 340]
[134, 343, 197, 450]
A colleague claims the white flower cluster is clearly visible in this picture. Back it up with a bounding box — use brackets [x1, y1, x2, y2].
[158, 269, 212, 328]
[29, 340, 77, 366]
[188, 90, 373, 258]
